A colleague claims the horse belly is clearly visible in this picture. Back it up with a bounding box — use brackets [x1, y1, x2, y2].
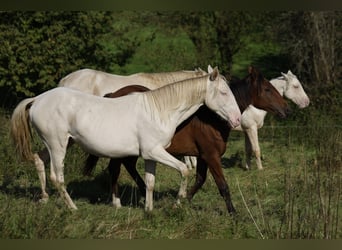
[73, 129, 140, 158]
[70, 103, 141, 158]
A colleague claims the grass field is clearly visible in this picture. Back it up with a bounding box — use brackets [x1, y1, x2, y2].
[0, 108, 340, 239]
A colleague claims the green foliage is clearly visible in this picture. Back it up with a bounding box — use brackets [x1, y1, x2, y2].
[0, 11, 114, 106]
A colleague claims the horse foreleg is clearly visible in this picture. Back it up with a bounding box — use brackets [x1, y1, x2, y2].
[187, 157, 207, 201]
[245, 127, 263, 170]
[144, 147, 190, 210]
[144, 160, 156, 212]
[34, 148, 50, 202]
[108, 158, 122, 208]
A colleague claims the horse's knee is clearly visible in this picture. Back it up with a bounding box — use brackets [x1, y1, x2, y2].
[145, 174, 155, 191]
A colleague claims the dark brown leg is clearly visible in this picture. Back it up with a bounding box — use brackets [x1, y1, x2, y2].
[121, 156, 146, 197]
[206, 156, 236, 214]
[107, 158, 122, 207]
[187, 157, 208, 200]
[83, 154, 100, 176]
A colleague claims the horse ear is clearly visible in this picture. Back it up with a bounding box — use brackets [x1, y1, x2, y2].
[209, 67, 219, 81]
[208, 65, 214, 73]
[281, 72, 287, 78]
[248, 66, 253, 74]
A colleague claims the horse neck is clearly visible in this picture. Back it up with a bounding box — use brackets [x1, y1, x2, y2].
[138, 71, 206, 88]
[143, 76, 207, 126]
[270, 77, 286, 97]
[229, 79, 252, 112]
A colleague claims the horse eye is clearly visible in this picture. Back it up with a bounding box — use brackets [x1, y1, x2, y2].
[293, 85, 299, 89]
[220, 90, 228, 96]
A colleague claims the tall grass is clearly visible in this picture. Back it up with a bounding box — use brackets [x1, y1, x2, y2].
[0, 108, 340, 239]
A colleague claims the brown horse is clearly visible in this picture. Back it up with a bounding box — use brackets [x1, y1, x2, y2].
[84, 66, 289, 214]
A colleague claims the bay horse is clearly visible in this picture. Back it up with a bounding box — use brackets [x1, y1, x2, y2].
[84, 66, 289, 213]
[233, 70, 310, 170]
[10, 67, 241, 210]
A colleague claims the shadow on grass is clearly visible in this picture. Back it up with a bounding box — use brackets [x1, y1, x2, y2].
[0, 169, 179, 209]
[221, 151, 244, 169]
[67, 171, 179, 208]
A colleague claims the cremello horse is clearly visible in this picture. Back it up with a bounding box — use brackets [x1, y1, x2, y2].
[11, 68, 241, 210]
[28, 68, 206, 204]
[233, 70, 310, 170]
[59, 68, 205, 170]
[59, 68, 206, 96]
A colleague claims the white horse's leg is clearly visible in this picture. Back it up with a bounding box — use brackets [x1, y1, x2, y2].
[244, 130, 253, 170]
[190, 156, 197, 169]
[184, 156, 192, 170]
[245, 127, 263, 170]
[145, 146, 190, 210]
[144, 160, 156, 212]
[33, 148, 50, 202]
[48, 140, 77, 210]
[112, 194, 122, 208]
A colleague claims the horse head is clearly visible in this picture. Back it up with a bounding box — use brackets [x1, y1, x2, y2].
[205, 66, 241, 128]
[281, 70, 310, 108]
[248, 66, 290, 118]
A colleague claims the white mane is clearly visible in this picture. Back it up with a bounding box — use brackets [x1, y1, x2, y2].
[143, 75, 208, 121]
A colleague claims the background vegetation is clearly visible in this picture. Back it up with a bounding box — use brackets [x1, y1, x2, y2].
[0, 11, 341, 239]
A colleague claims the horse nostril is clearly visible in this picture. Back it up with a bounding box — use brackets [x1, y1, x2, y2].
[236, 116, 241, 125]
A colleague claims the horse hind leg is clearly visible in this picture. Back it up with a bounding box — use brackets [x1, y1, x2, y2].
[47, 141, 77, 210]
[245, 127, 263, 170]
[108, 158, 122, 208]
[184, 156, 197, 170]
[33, 148, 50, 203]
[244, 131, 253, 170]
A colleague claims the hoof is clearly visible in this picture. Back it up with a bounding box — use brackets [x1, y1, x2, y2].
[39, 197, 49, 204]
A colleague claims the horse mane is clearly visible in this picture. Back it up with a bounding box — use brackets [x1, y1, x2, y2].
[229, 72, 263, 112]
[142, 75, 208, 121]
[138, 70, 206, 88]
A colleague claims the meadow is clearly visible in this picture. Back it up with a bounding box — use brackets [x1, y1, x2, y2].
[0, 107, 340, 239]
[0, 11, 340, 239]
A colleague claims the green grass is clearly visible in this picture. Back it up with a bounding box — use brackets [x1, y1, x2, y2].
[0, 108, 341, 239]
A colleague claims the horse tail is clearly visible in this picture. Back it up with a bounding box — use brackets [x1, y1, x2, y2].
[83, 154, 100, 176]
[10, 97, 35, 162]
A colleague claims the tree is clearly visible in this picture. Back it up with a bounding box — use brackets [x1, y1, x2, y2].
[276, 11, 341, 85]
[157, 11, 252, 77]
[0, 11, 114, 106]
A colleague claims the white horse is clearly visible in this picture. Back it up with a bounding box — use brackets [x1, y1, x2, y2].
[11, 68, 241, 211]
[27, 68, 207, 204]
[59, 68, 207, 170]
[233, 70, 310, 170]
[58, 68, 207, 96]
